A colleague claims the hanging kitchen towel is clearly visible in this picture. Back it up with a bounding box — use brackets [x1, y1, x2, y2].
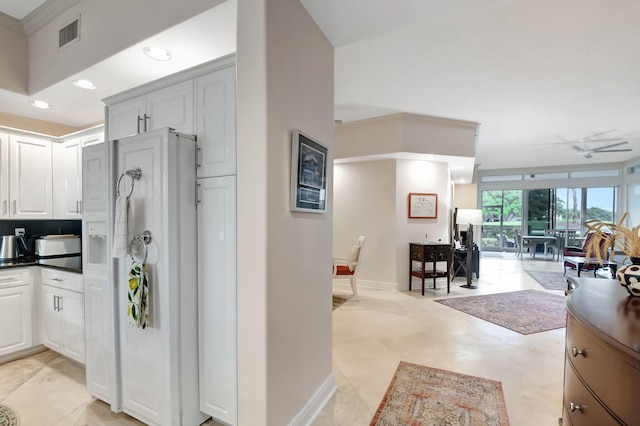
[127, 255, 149, 329]
[112, 196, 129, 258]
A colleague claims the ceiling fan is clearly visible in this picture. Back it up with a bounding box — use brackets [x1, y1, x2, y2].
[572, 141, 632, 159]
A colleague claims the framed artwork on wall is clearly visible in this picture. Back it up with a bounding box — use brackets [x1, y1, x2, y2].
[290, 130, 328, 213]
[408, 193, 438, 218]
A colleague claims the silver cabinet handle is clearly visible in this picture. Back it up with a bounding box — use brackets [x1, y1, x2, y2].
[569, 402, 582, 412]
[51, 277, 63, 282]
[571, 347, 585, 357]
[79, 200, 82, 214]
[12, 200, 16, 214]
[2, 200, 6, 215]
[76, 200, 80, 214]
[137, 115, 143, 133]
[53, 294, 58, 311]
[144, 114, 150, 132]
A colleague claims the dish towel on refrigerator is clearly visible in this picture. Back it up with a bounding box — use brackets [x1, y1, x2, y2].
[112, 196, 129, 258]
[127, 256, 149, 329]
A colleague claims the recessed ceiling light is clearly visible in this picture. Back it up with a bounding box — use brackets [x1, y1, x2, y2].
[72, 79, 96, 90]
[30, 100, 51, 109]
[143, 46, 172, 61]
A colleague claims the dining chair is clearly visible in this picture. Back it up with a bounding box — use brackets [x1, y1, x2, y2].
[332, 236, 366, 295]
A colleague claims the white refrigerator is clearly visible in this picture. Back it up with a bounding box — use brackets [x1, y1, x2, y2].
[84, 128, 206, 426]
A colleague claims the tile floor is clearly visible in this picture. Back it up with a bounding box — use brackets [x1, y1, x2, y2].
[0, 253, 570, 425]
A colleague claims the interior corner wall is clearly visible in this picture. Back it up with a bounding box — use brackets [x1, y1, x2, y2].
[453, 183, 478, 209]
[237, 0, 335, 425]
[333, 160, 397, 288]
[395, 160, 452, 290]
[0, 23, 27, 94]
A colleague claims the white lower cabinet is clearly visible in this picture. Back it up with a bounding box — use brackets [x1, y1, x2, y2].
[198, 175, 237, 425]
[41, 269, 85, 364]
[0, 268, 34, 357]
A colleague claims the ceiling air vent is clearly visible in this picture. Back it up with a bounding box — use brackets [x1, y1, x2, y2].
[59, 16, 80, 49]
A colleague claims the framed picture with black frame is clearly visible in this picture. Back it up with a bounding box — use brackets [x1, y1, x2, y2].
[290, 129, 328, 213]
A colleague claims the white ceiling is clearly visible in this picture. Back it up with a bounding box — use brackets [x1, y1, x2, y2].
[302, 0, 640, 171]
[2, 0, 640, 175]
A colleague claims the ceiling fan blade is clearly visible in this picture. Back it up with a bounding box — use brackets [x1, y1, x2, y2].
[572, 144, 588, 152]
[584, 152, 593, 159]
[592, 148, 632, 153]
[592, 141, 629, 151]
[579, 129, 617, 141]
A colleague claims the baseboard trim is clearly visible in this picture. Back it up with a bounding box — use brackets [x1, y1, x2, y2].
[333, 279, 398, 292]
[288, 372, 336, 426]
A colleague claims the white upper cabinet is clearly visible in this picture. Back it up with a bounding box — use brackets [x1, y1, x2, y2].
[53, 129, 104, 219]
[8, 134, 53, 219]
[108, 80, 194, 140]
[53, 138, 82, 219]
[0, 133, 9, 219]
[196, 65, 236, 177]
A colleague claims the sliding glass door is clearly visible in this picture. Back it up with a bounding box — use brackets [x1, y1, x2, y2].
[481, 190, 522, 251]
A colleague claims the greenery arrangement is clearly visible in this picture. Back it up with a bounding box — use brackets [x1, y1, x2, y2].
[584, 211, 640, 263]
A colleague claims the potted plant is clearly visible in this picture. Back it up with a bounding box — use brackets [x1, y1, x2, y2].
[584, 211, 640, 296]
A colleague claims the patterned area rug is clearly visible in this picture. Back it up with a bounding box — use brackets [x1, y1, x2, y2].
[332, 293, 352, 310]
[525, 270, 574, 291]
[435, 290, 567, 335]
[0, 404, 18, 426]
[371, 361, 509, 426]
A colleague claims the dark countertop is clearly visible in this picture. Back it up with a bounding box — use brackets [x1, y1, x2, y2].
[0, 256, 82, 274]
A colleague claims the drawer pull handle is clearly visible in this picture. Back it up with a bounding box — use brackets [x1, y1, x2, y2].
[571, 347, 586, 357]
[52, 278, 63, 282]
[569, 401, 582, 412]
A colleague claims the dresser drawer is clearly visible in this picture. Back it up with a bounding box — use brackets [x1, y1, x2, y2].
[566, 316, 640, 425]
[41, 268, 83, 293]
[563, 358, 618, 426]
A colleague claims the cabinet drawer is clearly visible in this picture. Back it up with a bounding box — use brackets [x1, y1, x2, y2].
[563, 358, 618, 426]
[566, 316, 640, 425]
[0, 268, 31, 288]
[410, 245, 423, 261]
[41, 268, 83, 293]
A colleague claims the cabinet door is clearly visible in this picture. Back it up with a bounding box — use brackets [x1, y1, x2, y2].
[108, 96, 146, 140]
[53, 138, 82, 219]
[0, 133, 8, 218]
[84, 274, 113, 402]
[0, 284, 33, 356]
[9, 135, 53, 219]
[198, 175, 237, 425]
[146, 80, 194, 135]
[41, 284, 62, 351]
[196, 65, 236, 177]
[82, 143, 108, 216]
[60, 288, 85, 364]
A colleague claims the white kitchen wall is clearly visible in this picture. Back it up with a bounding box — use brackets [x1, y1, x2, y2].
[333, 160, 397, 288]
[395, 159, 452, 290]
[236, 0, 334, 424]
[333, 159, 452, 292]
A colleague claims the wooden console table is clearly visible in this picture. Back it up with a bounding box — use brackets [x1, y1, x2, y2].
[409, 243, 452, 295]
[563, 277, 640, 425]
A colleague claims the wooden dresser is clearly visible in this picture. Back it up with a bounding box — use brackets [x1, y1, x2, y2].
[563, 278, 640, 425]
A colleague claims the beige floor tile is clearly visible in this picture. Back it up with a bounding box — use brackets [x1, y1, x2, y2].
[0, 254, 570, 426]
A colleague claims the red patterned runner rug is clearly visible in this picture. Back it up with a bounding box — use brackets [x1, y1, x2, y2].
[370, 361, 509, 426]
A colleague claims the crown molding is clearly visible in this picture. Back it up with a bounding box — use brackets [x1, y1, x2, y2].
[22, 0, 81, 36]
[0, 12, 25, 35]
